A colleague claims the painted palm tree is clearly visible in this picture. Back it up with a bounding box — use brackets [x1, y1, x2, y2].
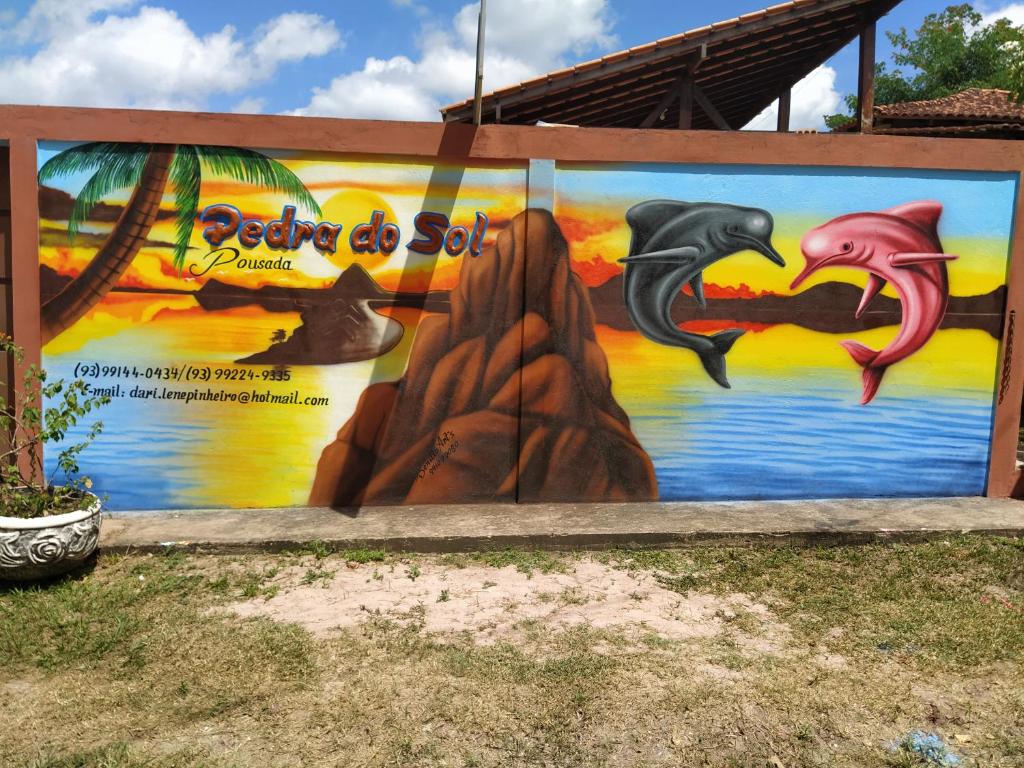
[38, 143, 321, 343]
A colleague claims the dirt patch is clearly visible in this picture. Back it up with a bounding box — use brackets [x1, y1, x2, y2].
[6, 540, 1023, 767]
[227, 558, 783, 646]
[1, 678, 36, 696]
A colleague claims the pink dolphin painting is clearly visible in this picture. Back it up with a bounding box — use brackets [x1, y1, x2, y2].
[790, 201, 958, 405]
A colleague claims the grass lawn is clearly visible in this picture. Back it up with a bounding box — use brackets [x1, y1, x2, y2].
[1, 537, 1023, 767]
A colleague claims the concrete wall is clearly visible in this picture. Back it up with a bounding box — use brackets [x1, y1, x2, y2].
[3, 106, 1024, 510]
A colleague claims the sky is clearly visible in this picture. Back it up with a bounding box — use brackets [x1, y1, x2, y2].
[1, 0, 1022, 129]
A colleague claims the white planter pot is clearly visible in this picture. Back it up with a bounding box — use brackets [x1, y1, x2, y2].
[0, 493, 102, 581]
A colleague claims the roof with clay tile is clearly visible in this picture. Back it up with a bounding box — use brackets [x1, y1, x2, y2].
[441, 0, 902, 130]
[875, 88, 1024, 122]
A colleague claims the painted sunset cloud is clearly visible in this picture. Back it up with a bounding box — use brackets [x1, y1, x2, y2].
[554, 162, 1018, 299]
[38, 142, 527, 294]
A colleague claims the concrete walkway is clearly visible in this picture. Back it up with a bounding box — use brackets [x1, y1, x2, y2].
[100, 496, 1024, 553]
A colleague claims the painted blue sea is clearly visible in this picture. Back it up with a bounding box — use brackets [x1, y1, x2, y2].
[604, 323, 998, 501]
[631, 385, 992, 500]
[43, 300, 999, 509]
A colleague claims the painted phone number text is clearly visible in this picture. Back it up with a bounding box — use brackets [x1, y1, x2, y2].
[72, 363, 291, 383]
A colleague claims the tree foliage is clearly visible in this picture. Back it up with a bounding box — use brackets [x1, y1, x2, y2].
[168, 145, 322, 270]
[40, 144, 322, 271]
[825, 4, 1024, 130]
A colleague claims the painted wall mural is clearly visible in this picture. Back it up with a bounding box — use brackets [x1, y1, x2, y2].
[621, 201, 785, 388]
[37, 142, 1019, 509]
[791, 201, 955, 404]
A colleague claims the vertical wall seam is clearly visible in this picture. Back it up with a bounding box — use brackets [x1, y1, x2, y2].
[515, 207, 527, 503]
[518, 159, 556, 503]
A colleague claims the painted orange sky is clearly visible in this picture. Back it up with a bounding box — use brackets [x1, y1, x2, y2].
[553, 197, 1011, 300]
[40, 151, 1013, 302]
[40, 155, 528, 295]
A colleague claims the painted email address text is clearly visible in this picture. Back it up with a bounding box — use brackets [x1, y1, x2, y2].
[82, 384, 329, 407]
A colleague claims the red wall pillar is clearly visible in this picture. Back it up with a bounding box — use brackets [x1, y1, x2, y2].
[7, 137, 42, 474]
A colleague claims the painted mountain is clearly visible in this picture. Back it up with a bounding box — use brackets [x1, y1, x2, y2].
[588, 274, 1006, 338]
[308, 209, 659, 506]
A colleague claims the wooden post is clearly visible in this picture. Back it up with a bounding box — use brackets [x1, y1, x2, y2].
[857, 19, 876, 134]
[777, 87, 791, 132]
[678, 70, 694, 130]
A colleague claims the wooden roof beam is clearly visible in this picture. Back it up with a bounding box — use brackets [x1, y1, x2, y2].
[600, 62, 811, 129]
[713, 18, 884, 131]
[638, 45, 706, 128]
[588, 54, 823, 129]
[503, 25, 849, 126]
[500, 17, 853, 124]
[441, 0, 893, 121]
[640, 71, 688, 128]
[693, 85, 731, 129]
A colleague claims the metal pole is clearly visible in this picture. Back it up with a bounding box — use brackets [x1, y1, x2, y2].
[473, 0, 487, 125]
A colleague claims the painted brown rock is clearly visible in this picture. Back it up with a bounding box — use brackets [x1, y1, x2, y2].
[308, 209, 658, 506]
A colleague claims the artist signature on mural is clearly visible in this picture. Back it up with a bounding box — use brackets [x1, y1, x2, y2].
[418, 430, 459, 479]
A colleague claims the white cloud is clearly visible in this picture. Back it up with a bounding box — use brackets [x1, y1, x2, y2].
[390, 0, 430, 18]
[452, 0, 615, 72]
[251, 12, 341, 69]
[742, 65, 841, 132]
[980, 3, 1024, 27]
[0, 2, 341, 110]
[231, 97, 267, 114]
[301, 56, 441, 121]
[294, 0, 615, 120]
[12, 0, 134, 42]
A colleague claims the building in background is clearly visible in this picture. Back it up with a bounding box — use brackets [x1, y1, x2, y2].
[864, 88, 1024, 139]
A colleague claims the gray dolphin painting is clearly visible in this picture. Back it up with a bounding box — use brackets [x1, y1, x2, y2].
[620, 200, 785, 388]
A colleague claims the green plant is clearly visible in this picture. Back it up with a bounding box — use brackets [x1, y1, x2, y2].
[301, 566, 333, 586]
[342, 548, 387, 564]
[0, 335, 110, 518]
[304, 539, 331, 560]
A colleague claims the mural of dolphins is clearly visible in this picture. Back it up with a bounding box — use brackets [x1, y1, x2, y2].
[790, 200, 957, 405]
[619, 200, 785, 388]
